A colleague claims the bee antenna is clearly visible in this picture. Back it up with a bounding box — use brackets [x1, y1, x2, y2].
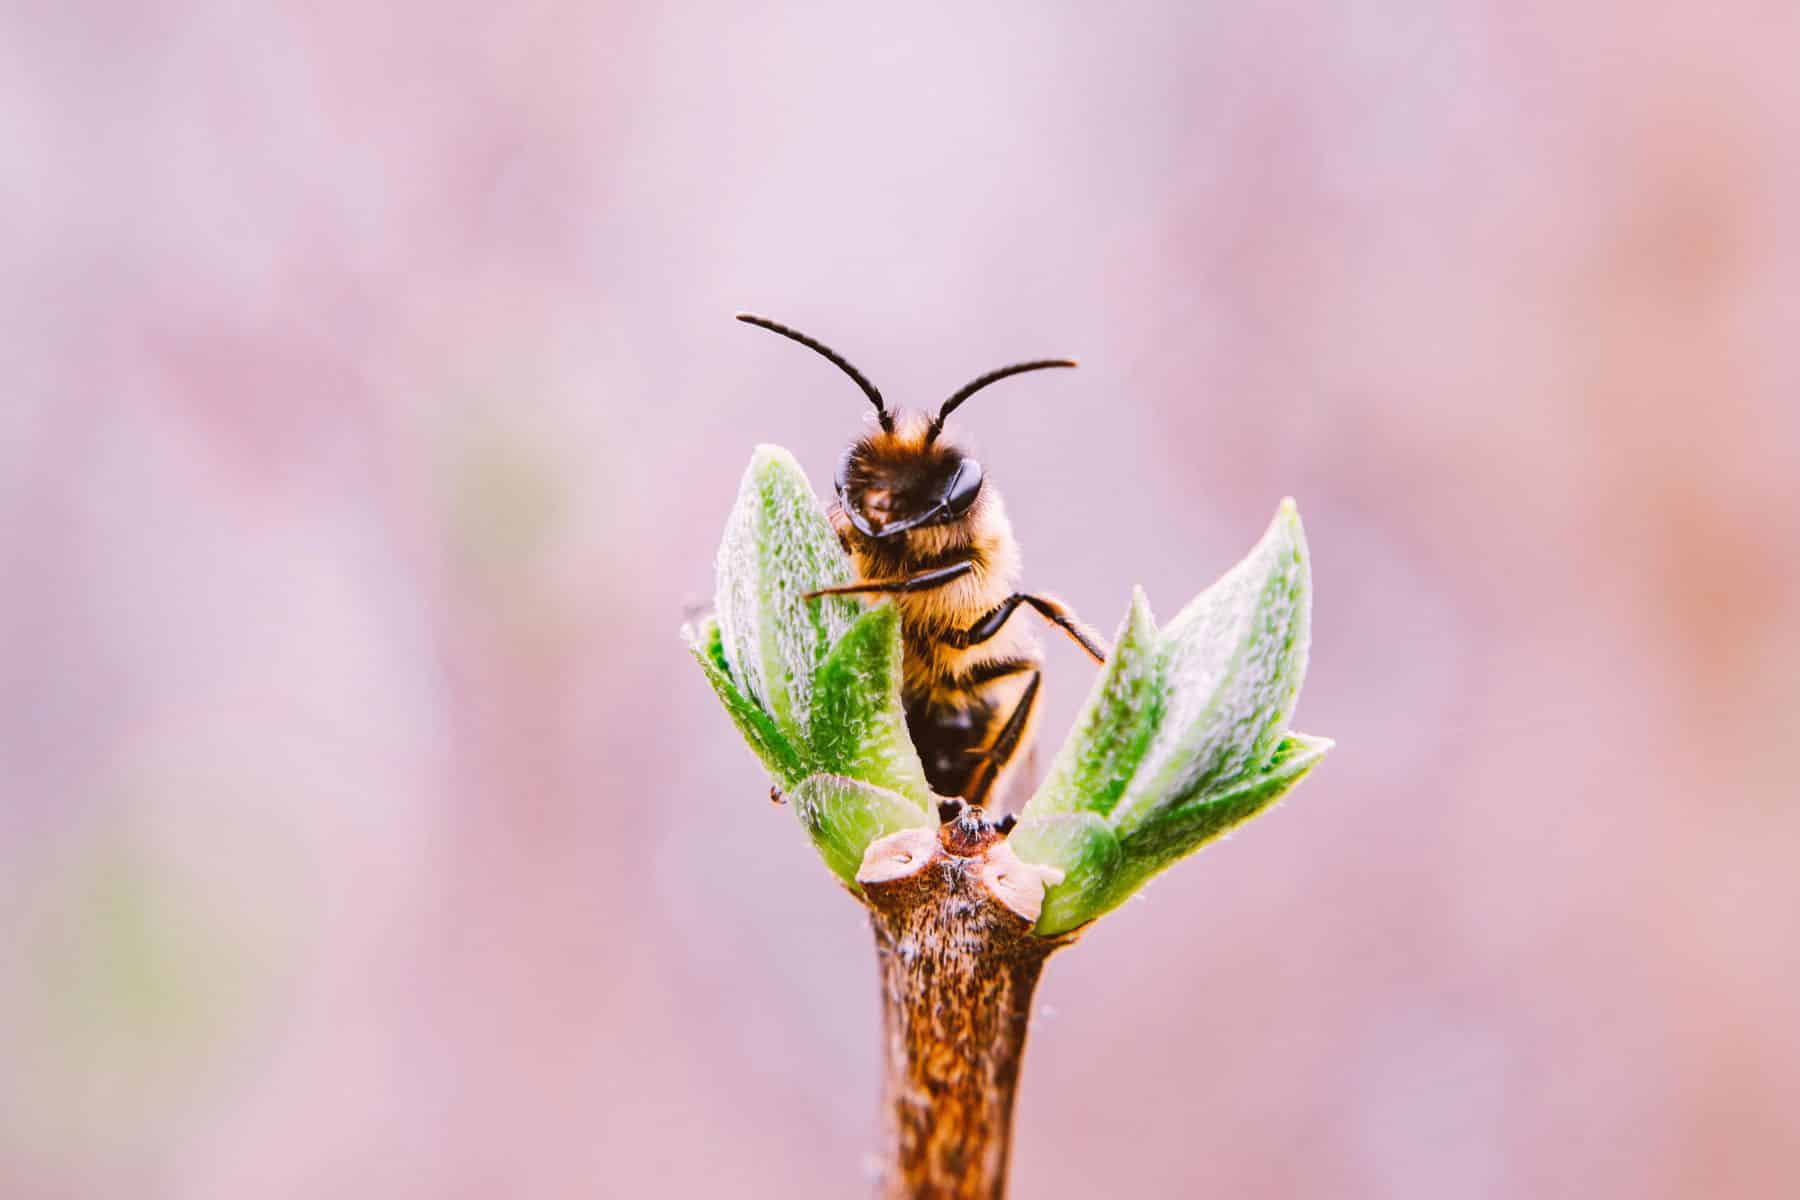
[929, 358, 1078, 442]
[736, 313, 893, 432]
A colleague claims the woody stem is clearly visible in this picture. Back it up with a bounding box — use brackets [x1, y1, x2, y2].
[856, 821, 1071, 1199]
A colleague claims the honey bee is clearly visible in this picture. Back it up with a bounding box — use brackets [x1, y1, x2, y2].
[737, 313, 1107, 811]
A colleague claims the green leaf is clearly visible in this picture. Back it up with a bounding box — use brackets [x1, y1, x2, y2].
[1007, 812, 1123, 936]
[684, 616, 808, 785]
[714, 445, 862, 740]
[1105, 733, 1331, 910]
[791, 774, 934, 887]
[1023, 587, 1162, 821]
[1110, 501, 1311, 838]
[809, 604, 931, 808]
[692, 447, 930, 814]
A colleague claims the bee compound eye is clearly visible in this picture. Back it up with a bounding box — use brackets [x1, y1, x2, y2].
[944, 457, 984, 516]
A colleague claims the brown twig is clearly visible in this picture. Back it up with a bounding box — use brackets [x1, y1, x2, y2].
[856, 815, 1074, 1199]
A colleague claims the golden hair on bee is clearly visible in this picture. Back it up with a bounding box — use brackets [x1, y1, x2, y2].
[736, 313, 1107, 812]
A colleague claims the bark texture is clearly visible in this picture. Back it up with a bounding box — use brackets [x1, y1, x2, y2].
[857, 816, 1072, 1200]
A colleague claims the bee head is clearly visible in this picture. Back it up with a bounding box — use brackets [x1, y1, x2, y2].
[734, 313, 1075, 540]
[835, 420, 985, 539]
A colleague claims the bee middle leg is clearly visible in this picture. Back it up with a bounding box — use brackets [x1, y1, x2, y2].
[950, 593, 1108, 664]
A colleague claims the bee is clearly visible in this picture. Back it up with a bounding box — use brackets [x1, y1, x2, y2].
[737, 313, 1107, 811]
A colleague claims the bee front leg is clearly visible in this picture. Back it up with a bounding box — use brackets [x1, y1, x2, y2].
[803, 559, 974, 599]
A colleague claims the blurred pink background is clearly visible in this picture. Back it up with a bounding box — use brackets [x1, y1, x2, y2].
[5, 3, 1799, 1196]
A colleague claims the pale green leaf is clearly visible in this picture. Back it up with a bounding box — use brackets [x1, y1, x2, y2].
[791, 774, 934, 886]
[714, 445, 861, 739]
[809, 604, 931, 808]
[684, 616, 808, 785]
[1023, 587, 1161, 820]
[1008, 812, 1123, 936]
[1105, 733, 1332, 910]
[1110, 501, 1311, 838]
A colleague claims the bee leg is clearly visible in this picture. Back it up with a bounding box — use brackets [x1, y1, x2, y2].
[1019, 594, 1109, 664]
[941, 657, 1031, 691]
[964, 669, 1041, 809]
[947, 596, 1026, 649]
[804, 559, 973, 599]
[952, 594, 1109, 664]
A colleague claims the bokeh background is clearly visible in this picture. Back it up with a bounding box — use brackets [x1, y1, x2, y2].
[6, 3, 1799, 1196]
